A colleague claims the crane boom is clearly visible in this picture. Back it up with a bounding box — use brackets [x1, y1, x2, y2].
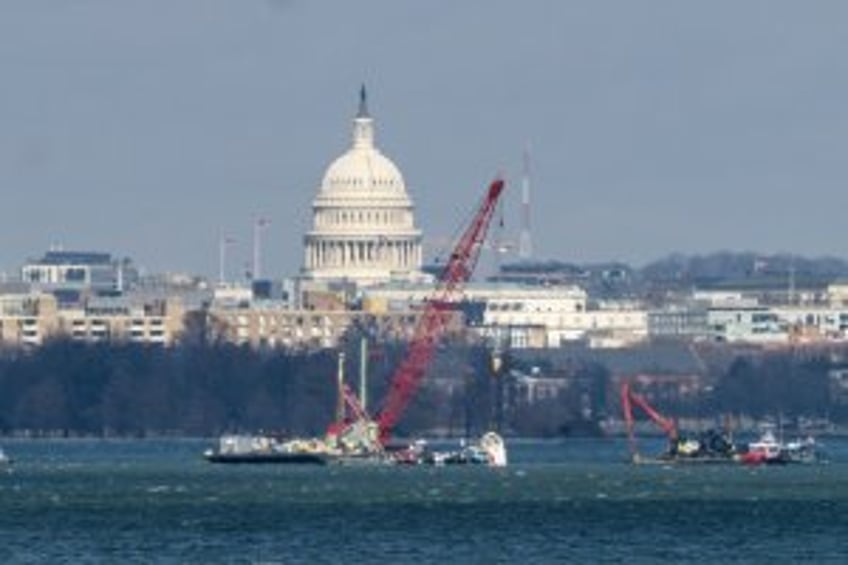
[375, 178, 505, 442]
[620, 381, 678, 457]
[342, 383, 370, 424]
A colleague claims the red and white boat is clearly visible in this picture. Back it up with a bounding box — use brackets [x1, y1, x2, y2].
[741, 427, 784, 465]
[740, 425, 820, 465]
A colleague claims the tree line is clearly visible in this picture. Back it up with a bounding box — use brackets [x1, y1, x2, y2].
[2, 339, 845, 438]
[0, 340, 343, 437]
[0, 339, 494, 438]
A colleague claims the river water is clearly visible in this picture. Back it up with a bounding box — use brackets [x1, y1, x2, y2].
[1, 438, 847, 563]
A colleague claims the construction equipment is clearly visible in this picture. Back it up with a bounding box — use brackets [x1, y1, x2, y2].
[620, 381, 678, 460]
[374, 177, 505, 443]
[621, 381, 737, 464]
[330, 177, 506, 448]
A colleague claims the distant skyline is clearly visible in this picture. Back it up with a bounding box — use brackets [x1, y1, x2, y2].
[2, 1, 847, 280]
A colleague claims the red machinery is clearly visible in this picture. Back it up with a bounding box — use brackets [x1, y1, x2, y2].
[372, 177, 506, 443]
[620, 381, 678, 458]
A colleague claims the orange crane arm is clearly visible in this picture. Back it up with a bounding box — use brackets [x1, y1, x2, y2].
[620, 381, 678, 456]
[630, 392, 677, 439]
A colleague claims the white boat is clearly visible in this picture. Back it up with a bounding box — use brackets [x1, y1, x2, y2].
[0, 447, 10, 465]
[744, 425, 821, 465]
[746, 427, 784, 464]
[783, 436, 820, 464]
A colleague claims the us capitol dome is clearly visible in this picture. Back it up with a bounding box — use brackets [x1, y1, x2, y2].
[302, 87, 428, 287]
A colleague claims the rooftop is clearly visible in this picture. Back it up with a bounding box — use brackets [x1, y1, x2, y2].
[34, 251, 113, 266]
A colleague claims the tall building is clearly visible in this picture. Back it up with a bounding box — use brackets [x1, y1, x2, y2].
[302, 87, 427, 287]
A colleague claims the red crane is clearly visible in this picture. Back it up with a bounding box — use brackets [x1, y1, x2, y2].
[374, 177, 505, 443]
[620, 381, 678, 458]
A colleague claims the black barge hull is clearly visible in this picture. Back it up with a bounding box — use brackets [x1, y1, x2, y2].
[205, 452, 330, 465]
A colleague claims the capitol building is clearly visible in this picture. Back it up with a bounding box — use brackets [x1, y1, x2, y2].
[301, 87, 428, 288]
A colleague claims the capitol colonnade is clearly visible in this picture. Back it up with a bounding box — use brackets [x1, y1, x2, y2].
[305, 238, 422, 271]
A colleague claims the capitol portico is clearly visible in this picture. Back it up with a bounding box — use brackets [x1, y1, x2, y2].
[302, 87, 428, 287]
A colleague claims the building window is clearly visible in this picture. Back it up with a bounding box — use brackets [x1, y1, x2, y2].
[64, 267, 87, 282]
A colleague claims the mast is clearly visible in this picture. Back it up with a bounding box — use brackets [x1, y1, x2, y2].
[359, 338, 368, 413]
[336, 352, 346, 423]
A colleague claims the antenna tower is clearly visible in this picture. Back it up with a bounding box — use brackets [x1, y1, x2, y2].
[218, 234, 235, 285]
[252, 217, 271, 280]
[518, 145, 533, 260]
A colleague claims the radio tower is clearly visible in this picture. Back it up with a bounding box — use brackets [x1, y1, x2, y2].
[252, 216, 271, 280]
[518, 145, 534, 260]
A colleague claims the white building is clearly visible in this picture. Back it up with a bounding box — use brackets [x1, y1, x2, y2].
[702, 303, 848, 345]
[707, 306, 788, 344]
[772, 306, 848, 341]
[827, 283, 848, 307]
[693, 290, 759, 308]
[302, 87, 428, 288]
[361, 283, 649, 349]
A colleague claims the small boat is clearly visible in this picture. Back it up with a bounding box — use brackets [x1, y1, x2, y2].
[741, 427, 785, 465]
[783, 436, 820, 464]
[740, 425, 821, 465]
[0, 447, 10, 466]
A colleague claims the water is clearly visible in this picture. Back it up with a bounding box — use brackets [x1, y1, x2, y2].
[2, 438, 848, 563]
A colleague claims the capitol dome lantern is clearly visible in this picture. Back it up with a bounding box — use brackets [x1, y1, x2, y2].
[302, 87, 426, 287]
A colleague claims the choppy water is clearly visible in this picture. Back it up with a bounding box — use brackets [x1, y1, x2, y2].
[1, 438, 847, 563]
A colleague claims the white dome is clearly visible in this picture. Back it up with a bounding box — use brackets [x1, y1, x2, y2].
[302, 87, 428, 288]
[320, 145, 407, 197]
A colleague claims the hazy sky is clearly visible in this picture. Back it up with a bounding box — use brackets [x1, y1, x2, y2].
[2, 1, 847, 279]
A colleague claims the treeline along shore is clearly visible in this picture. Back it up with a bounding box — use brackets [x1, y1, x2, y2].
[0, 338, 467, 438]
[0, 339, 847, 438]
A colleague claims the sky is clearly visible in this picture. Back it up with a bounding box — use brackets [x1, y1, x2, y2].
[1, 1, 847, 280]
